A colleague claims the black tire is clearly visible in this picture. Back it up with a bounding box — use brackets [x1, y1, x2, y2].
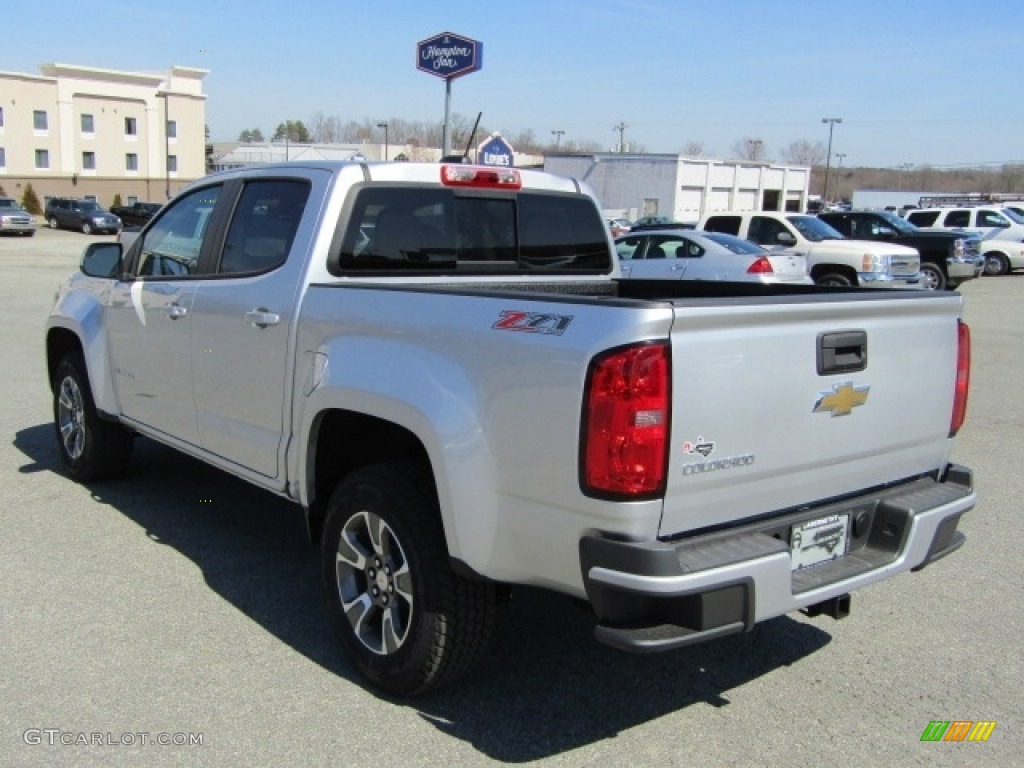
[48, 217, 59, 230]
[984, 251, 1010, 276]
[81, 221, 93, 235]
[321, 462, 496, 696]
[53, 351, 133, 482]
[815, 272, 854, 287]
[919, 262, 947, 291]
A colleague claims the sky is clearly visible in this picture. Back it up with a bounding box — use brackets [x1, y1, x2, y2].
[6, 0, 1023, 169]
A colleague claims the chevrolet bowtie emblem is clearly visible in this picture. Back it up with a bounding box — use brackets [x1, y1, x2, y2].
[813, 382, 870, 416]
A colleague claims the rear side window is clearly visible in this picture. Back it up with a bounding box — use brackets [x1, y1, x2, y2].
[942, 210, 970, 227]
[703, 215, 741, 235]
[907, 211, 939, 227]
[218, 180, 309, 274]
[332, 186, 611, 274]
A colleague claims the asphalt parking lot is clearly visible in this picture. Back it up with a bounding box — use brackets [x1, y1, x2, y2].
[1, 227, 1020, 767]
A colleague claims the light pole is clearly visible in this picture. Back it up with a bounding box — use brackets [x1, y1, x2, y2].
[821, 117, 842, 203]
[747, 138, 763, 161]
[835, 152, 846, 168]
[897, 163, 913, 190]
[377, 122, 389, 162]
[612, 122, 627, 152]
[551, 129, 564, 151]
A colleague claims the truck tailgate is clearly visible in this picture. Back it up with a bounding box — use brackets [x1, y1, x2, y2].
[660, 292, 963, 537]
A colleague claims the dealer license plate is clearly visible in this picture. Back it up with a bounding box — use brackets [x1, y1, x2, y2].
[790, 514, 849, 571]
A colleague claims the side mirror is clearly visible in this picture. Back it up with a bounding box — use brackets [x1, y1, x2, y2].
[776, 231, 797, 246]
[81, 242, 123, 278]
[876, 226, 896, 238]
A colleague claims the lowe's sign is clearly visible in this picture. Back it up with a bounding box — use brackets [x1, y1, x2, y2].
[478, 134, 514, 167]
[416, 32, 483, 80]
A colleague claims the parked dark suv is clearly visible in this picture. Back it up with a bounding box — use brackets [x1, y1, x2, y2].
[45, 198, 122, 235]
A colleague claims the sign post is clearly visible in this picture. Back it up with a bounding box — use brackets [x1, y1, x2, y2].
[416, 32, 483, 156]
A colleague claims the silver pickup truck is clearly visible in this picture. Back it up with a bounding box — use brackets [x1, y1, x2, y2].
[47, 161, 975, 696]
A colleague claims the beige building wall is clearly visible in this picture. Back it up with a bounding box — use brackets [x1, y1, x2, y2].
[0, 63, 207, 208]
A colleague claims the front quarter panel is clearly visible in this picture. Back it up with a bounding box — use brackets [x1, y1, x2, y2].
[47, 273, 119, 414]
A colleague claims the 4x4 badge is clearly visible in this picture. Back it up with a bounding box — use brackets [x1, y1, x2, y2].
[814, 382, 869, 416]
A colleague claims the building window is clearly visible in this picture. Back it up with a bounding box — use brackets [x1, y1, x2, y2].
[125, 117, 137, 136]
[34, 110, 48, 131]
[126, 153, 138, 171]
[35, 149, 50, 169]
[167, 155, 178, 173]
[167, 120, 177, 139]
[81, 114, 95, 134]
[0, 107, 4, 128]
[82, 151, 96, 170]
[0, 147, 5, 168]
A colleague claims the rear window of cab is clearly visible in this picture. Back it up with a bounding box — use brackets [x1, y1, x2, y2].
[329, 185, 612, 275]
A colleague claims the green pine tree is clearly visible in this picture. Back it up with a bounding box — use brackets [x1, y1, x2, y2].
[21, 183, 42, 215]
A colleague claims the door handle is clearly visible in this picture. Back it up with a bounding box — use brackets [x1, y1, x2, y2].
[245, 309, 280, 328]
[166, 304, 188, 319]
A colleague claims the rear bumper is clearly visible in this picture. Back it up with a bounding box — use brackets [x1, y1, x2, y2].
[580, 465, 973, 652]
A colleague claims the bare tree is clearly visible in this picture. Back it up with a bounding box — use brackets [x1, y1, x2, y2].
[780, 139, 827, 166]
[731, 137, 768, 161]
[681, 141, 707, 157]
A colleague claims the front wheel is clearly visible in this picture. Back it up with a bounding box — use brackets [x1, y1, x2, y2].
[815, 272, 854, 287]
[321, 462, 496, 696]
[81, 221, 93, 235]
[53, 351, 133, 482]
[984, 252, 1010, 276]
[918, 262, 947, 291]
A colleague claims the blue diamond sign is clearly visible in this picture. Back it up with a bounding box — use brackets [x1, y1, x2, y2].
[416, 31, 483, 80]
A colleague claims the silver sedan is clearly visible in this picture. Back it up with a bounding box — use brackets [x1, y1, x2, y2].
[615, 229, 812, 284]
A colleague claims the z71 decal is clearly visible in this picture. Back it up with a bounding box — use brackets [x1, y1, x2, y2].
[492, 310, 573, 335]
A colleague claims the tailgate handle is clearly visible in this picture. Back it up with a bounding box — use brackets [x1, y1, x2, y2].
[818, 331, 867, 375]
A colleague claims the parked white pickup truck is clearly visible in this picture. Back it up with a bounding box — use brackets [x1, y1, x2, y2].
[47, 161, 974, 695]
[698, 211, 923, 288]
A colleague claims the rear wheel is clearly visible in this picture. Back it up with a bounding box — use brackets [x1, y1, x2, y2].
[919, 262, 947, 290]
[48, 217, 59, 229]
[984, 251, 1010, 276]
[53, 351, 133, 482]
[321, 462, 497, 696]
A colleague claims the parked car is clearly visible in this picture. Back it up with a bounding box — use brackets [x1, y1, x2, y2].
[606, 217, 631, 237]
[978, 236, 1024, 276]
[818, 209, 983, 290]
[45, 198, 122, 235]
[630, 215, 694, 232]
[109, 201, 161, 227]
[615, 229, 813, 284]
[0, 197, 37, 236]
[905, 206, 1024, 242]
[697, 211, 922, 288]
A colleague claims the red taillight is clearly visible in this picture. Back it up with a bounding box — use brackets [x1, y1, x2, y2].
[440, 165, 522, 189]
[746, 256, 775, 275]
[950, 320, 970, 437]
[582, 342, 670, 498]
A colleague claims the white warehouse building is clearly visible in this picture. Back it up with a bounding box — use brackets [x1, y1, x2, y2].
[543, 152, 812, 222]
